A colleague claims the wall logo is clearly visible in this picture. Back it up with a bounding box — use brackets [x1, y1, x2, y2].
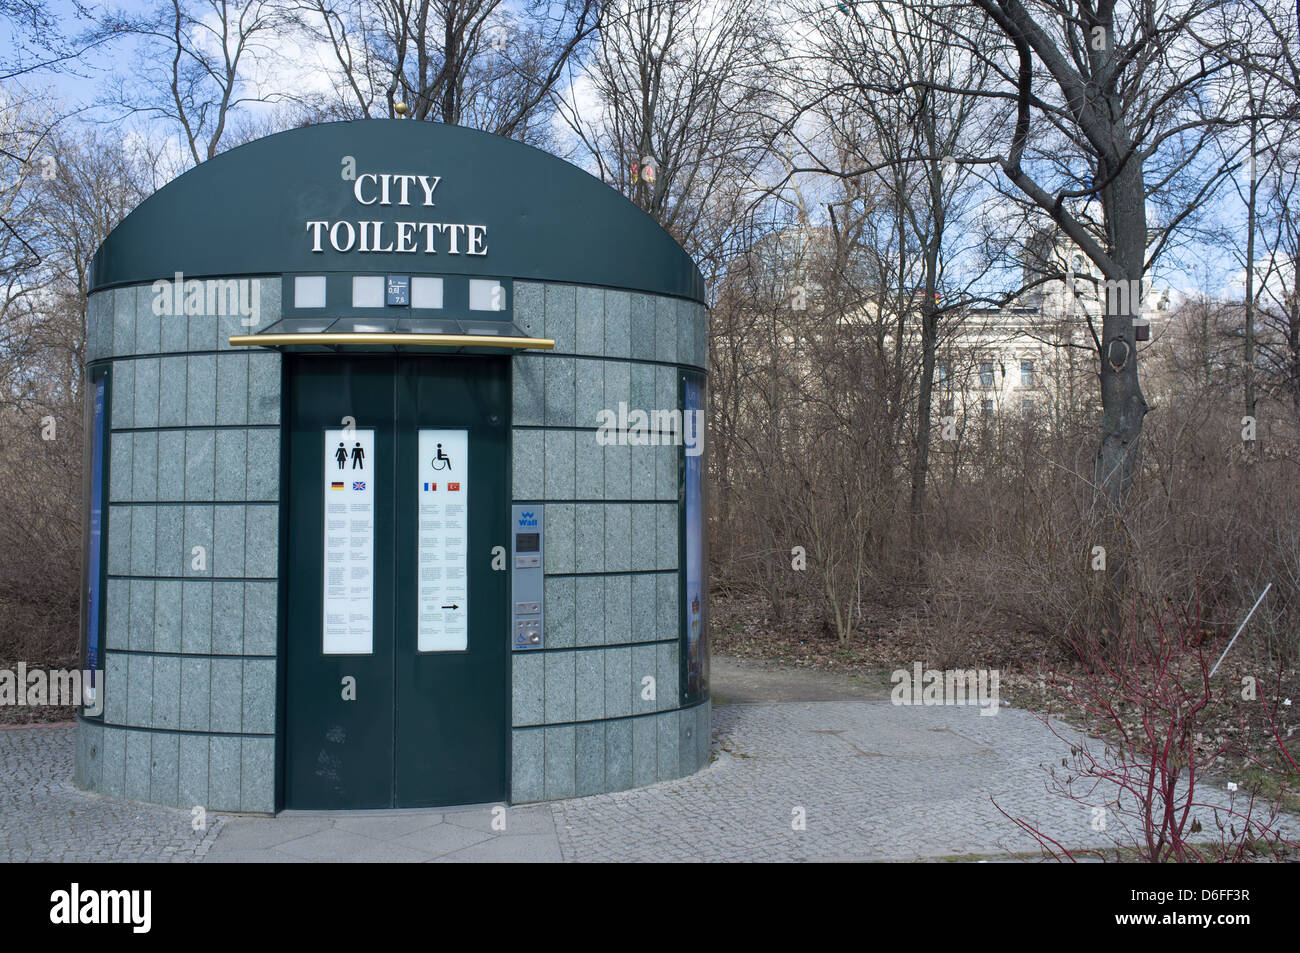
[517, 512, 538, 527]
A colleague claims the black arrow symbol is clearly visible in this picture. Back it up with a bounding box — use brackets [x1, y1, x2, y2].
[441, 604, 459, 610]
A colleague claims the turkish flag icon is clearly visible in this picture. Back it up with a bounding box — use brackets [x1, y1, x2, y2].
[448, 482, 461, 491]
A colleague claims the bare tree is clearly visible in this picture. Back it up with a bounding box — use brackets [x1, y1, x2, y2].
[867, 0, 1263, 629]
[931, 0, 1253, 519]
[1, 1, 118, 80]
[0, 125, 146, 658]
[554, 0, 780, 265]
[794, 0, 1013, 544]
[0, 85, 58, 288]
[293, 0, 600, 144]
[1250, 158, 1300, 413]
[1218, 2, 1300, 422]
[95, 0, 292, 164]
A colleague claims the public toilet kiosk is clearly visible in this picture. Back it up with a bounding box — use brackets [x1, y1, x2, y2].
[74, 119, 710, 811]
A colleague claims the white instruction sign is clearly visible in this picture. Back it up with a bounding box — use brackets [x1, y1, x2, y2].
[323, 428, 375, 654]
[417, 429, 469, 651]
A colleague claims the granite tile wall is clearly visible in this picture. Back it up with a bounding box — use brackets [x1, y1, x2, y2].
[79, 279, 281, 813]
[79, 276, 709, 810]
[508, 281, 711, 801]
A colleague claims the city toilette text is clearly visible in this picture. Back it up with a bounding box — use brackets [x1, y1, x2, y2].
[306, 168, 488, 256]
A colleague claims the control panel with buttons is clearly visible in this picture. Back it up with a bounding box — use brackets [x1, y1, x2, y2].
[511, 505, 543, 650]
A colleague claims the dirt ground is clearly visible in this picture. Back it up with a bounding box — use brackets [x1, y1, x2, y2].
[710, 655, 895, 704]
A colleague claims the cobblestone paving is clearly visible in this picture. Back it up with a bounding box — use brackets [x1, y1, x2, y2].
[0, 724, 223, 862]
[204, 805, 562, 862]
[551, 701, 1266, 862]
[2, 703, 1281, 862]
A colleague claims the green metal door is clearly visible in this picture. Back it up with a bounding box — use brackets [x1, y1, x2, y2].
[283, 354, 509, 809]
[393, 356, 509, 806]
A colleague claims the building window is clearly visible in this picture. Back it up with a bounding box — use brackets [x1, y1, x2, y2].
[352, 275, 384, 308]
[469, 279, 506, 311]
[937, 361, 949, 384]
[940, 398, 953, 416]
[1021, 360, 1034, 386]
[981, 398, 994, 417]
[979, 361, 994, 387]
[411, 276, 443, 309]
[294, 275, 326, 308]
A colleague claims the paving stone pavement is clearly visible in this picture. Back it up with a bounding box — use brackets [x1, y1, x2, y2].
[552, 700, 1250, 862]
[204, 805, 562, 862]
[2, 681, 1281, 862]
[0, 724, 222, 862]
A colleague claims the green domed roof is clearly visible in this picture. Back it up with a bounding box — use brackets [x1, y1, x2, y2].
[91, 119, 705, 303]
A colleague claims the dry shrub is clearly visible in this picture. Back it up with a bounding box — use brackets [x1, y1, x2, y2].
[711, 347, 1300, 671]
[0, 401, 83, 666]
[1002, 597, 1298, 862]
[910, 577, 995, 670]
[918, 389, 1300, 669]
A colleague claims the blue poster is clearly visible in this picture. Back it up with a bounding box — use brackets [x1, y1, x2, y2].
[683, 377, 707, 699]
[86, 373, 105, 695]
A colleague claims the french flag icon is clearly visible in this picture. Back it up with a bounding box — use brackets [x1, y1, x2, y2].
[424, 482, 436, 491]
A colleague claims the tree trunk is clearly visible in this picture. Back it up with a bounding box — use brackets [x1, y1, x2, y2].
[442, 12, 459, 124]
[1244, 118, 1258, 455]
[1093, 160, 1150, 633]
[909, 258, 940, 547]
[1290, 268, 1300, 417]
